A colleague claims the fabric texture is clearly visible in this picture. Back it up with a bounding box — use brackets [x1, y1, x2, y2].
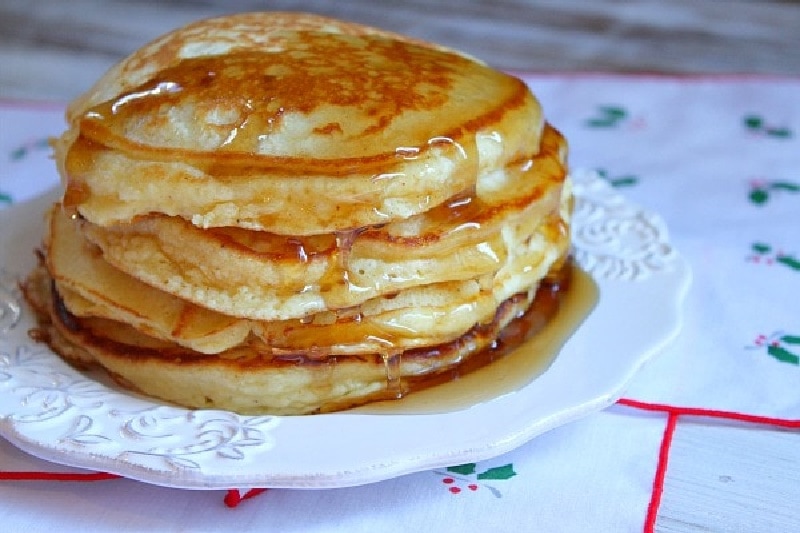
[0, 74, 798, 532]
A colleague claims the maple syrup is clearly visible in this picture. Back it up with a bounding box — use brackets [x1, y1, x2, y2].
[354, 263, 598, 414]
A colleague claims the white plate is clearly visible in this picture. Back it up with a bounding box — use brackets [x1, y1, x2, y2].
[0, 169, 690, 490]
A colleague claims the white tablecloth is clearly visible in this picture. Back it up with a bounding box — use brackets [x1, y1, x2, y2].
[1, 74, 798, 532]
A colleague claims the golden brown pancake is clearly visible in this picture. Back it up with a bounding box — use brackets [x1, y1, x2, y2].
[24, 261, 542, 415]
[46, 205, 526, 355]
[24, 12, 573, 415]
[55, 12, 543, 234]
[79, 126, 569, 320]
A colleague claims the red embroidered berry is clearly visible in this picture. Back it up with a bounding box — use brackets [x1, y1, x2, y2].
[449, 486, 461, 494]
[468, 484, 478, 491]
[442, 477, 455, 484]
[630, 116, 647, 130]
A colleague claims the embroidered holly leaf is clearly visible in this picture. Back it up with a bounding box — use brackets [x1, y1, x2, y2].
[780, 335, 800, 345]
[600, 105, 626, 119]
[447, 463, 476, 475]
[743, 115, 792, 138]
[751, 181, 800, 205]
[772, 182, 800, 192]
[767, 345, 800, 365]
[585, 106, 627, 128]
[744, 115, 763, 130]
[0, 192, 11, 205]
[766, 127, 792, 139]
[586, 118, 615, 128]
[10, 146, 27, 161]
[776, 255, 800, 271]
[608, 176, 638, 187]
[749, 188, 768, 205]
[596, 168, 638, 188]
[477, 464, 516, 481]
[9, 138, 50, 162]
[751, 242, 771, 254]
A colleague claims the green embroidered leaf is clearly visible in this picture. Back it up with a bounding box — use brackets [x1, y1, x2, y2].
[744, 115, 763, 130]
[10, 147, 26, 161]
[776, 255, 800, 271]
[780, 335, 800, 345]
[767, 345, 800, 365]
[772, 181, 800, 192]
[586, 106, 627, 128]
[0, 192, 12, 204]
[743, 114, 792, 138]
[766, 127, 792, 139]
[609, 176, 638, 187]
[477, 464, 516, 481]
[600, 106, 627, 119]
[9, 139, 49, 161]
[751, 242, 771, 254]
[447, 463, 476, 475]
[586, 118, 616, 128]
[596, 169, 638, 187]
[749, 188, 768, 205]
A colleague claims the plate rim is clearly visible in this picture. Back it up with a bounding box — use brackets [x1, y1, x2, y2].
[0, 170, 691, 489]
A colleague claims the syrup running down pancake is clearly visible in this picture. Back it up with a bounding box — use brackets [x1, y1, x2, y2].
[25, 11, 575, 415]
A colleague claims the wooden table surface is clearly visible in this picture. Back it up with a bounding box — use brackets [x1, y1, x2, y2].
[1, 0, 799, 101]
[1, 2, 799, 532]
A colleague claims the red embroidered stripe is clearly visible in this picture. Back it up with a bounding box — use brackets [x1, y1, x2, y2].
[3, 398, 798, 519]
[617, 397, 800, 428]
[224, 488, 269, 508]
[0, 470, 267, 508]
[617, 397, 800, 533]
[0, 471, 121, 481]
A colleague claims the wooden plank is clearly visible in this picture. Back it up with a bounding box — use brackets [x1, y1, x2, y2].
[1, 0, 799, 100]
[657, 423, 800, 533]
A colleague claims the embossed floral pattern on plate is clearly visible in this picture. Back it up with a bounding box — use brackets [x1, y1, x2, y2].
[571, 169, 675, 281]
[0, 170, 690, 489]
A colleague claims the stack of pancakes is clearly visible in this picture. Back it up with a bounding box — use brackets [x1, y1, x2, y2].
[23, 12, 572, 415]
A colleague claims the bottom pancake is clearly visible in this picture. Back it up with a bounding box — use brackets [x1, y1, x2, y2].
[22, 260, 567, 415]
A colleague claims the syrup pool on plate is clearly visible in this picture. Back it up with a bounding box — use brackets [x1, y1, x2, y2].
[355, 263, 598, 414]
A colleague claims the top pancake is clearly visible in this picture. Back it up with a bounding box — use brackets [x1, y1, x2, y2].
[55, 12, 544, 234]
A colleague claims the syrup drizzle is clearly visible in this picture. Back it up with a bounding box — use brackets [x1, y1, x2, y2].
[318, 228, 370, 307]
[381, 349, 407, 399]
[355, 264, 598, 414]
[50, 34, 564, 412]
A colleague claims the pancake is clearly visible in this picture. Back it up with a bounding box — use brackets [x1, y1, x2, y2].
[24, 260, 543, 415]
[24, 11, 574, 415]
[80, 126, 570, 320]
[47, 195, 569, 355]
[46, 203, 498, 355]
[56, 12, 544, 234]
